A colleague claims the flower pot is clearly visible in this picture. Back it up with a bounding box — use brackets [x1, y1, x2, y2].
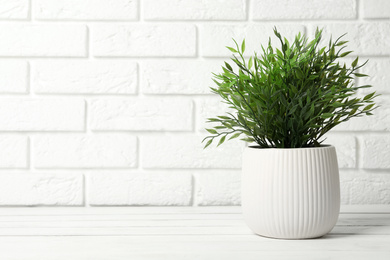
[241, 145, 340, 239]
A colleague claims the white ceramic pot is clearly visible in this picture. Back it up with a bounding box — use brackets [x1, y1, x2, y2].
[242, 145, 340, 239]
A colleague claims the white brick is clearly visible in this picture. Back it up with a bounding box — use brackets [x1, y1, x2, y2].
[35, 0, 137, 20]
[334, 95, 390, 131]
[314, 23, 390, 55]
[89, 171, 192, 205]
[33, 134, 137, 168]
[0, 0, 28, 20]
[32, 61, 137, 94]
[0, 24, 86, 57]
[0, 99, 85, 131]
[141, 134, 244, 169]
[325, 134, 356, 168]
[341, 170, 390, 204]
[92, 24, 196, 57]
[362, 135, 390, 169]
[359, 58, 390, 94]
[200, 24, 306, 57]
[141, 60, 222, 94]
[362, 0, 390, 19]
[252, 0, 356, 20]
[339, 172, 352, 204]
[0, 173, 83, 205]
[196, 96, 232, 131]
[0, 136, 28, 168]
[90, 98, 193, 131]
[195, 170, 241, 206]
[144, 0, 246, 20]
[0, 61, 28, 93]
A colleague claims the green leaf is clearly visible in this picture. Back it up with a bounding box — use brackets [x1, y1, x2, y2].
[248, 57, 253, 70]
[355, 73, 368, 77]
[330, 102, 344, 107]
[205, 128, 218, 134]
[224, 62, 233, 71]
[363, 104, 375, 111]
[295, 68, 304, 79]
[217, 115, 231, 120]
[336, 40, 348, 46]
[226, 46, 237, 53]
[229, 133, 241, 140]
[363, 92, 376, 101]
[241, 39, 246, 53]
[320, 113, 335, 119]
[340, 51, 353, 57]
[349, 108, 358, 115]
[241, 137, 255, 143]
[203, 139, 213, 149]
[217, 135, 226, 147]
[351, 57, 358, 67]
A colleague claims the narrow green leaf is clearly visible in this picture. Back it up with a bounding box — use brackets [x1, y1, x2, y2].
[363, 92, 376, 101]
[241, 137, 255, 143]
[295, 68, 304, 79]
[217, 135, 226, 147]
[203, 139, 213, 149]
[218, 115, 231, 120]
[248, 57, 253, 70]
[355, 73, 368, 77]
[228, 133, 241, 140]
[330, 102, 344, 107]
[226, 46, 237, 53]
[349, 108, 358, 115]
[224, 62, 233, 71]
[241, 39, 246, 53]
[340, 51, 353, 57]
[336, 40, 348, 46]
[205, 128, 218, 134]
[363, 104, 375, 111]
[320, 113, 334, 119]
[351, 57, 358, 67]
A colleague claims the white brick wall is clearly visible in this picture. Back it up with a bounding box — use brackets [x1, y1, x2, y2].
[143, 0, 246, 21]
[0, 136, 28, 168]
[33, 134, 137, 168]
[140, 60, 221, 94]
[0, 0, 388, 207]
[0, 61, 28, 93]
[0, 0, 29, 20]
[0, 24, 86, 57]
[89, 171, 192, 205]
[194, 170, 241, 206]
[91, 24, 196, 57]
[0, 173, 83, 205]
[0, 99, 85, 131]
[32, 61, 138, 94]
[90, 98, 193, 131]
[251, 0, 357, 20]
[34, 0, 138, 21]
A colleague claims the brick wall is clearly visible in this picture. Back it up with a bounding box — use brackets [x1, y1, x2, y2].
[0, 0, 388, 206]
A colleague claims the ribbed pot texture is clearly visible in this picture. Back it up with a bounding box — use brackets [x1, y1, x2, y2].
[242, 145, 340, 239]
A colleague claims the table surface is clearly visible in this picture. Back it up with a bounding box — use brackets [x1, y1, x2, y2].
[0, 206, 389, 260]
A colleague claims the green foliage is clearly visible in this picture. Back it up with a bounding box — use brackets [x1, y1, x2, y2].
[203, 28, 379, 148]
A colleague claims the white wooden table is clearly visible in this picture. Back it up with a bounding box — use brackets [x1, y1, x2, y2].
[0, 206, 389, 260]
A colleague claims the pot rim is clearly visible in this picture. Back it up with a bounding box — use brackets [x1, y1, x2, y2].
[246, 144, 334, 151]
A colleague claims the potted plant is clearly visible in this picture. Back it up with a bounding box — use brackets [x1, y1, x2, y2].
[203, 28, 378, 239]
